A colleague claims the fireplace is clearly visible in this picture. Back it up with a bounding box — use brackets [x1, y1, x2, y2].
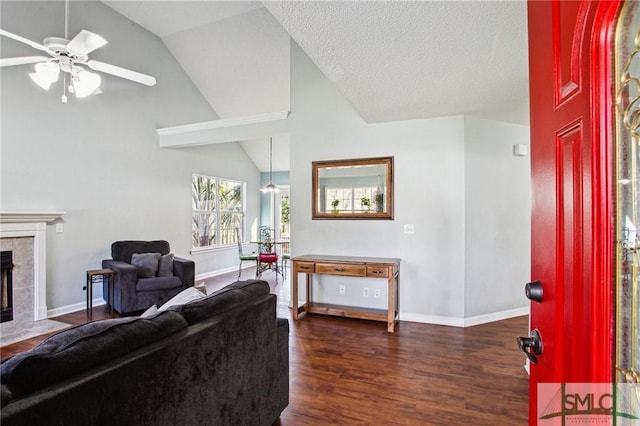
[0, 212, 64, 322]
[1, 251, 13, 323]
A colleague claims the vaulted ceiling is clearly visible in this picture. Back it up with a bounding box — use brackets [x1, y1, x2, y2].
[105, 1, 531, 172]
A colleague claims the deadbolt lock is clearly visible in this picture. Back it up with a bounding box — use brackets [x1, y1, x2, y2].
[525, 280, 543, 303]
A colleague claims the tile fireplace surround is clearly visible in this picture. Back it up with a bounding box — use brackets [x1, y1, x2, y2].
[0, 212, 69, 346]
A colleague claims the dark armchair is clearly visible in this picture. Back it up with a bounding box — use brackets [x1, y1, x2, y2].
[102, 240, 195, 314]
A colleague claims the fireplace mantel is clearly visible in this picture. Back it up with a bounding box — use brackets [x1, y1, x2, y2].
[0, 212, 65, 224]
[0, 211, 65, 321]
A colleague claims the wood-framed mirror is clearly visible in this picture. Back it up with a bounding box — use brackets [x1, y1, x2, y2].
[312, 156, 394, 220]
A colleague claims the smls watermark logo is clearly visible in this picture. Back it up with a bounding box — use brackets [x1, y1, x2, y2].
[538, 383, 640, 425]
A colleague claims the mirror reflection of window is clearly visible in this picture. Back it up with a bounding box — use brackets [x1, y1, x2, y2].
[313, 157, 393, 219]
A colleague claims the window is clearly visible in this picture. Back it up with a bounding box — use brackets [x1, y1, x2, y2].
[324, 186, 377, 213]
[192, 174, 245, 249]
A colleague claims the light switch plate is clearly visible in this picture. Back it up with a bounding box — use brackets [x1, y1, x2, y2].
[404, 224, 414, 234]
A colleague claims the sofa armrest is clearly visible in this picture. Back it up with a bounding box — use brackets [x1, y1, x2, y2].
[101, 260, 137, 313]
[272, 317, 289, 422]
[173, 257, 195, 289]
[102, 260, 136, 278]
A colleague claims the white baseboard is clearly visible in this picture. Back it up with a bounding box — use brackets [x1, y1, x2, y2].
[196, 264, 251, 281]
[47, 298, 106, 318]
[462, 306, 529, 327]
[400, 312, 465, 327]
[400, 306, 529, 328]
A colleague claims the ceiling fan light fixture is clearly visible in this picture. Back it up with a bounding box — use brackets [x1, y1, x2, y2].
[29, 72, 53, 90]
[73, 70, 101, 98]
[29, 61, 59, 90]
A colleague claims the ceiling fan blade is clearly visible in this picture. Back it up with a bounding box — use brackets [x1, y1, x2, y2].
[0, 28, 46, 51]
[0, 56, 50, 67]
[66, 30, 107, 55]
[87, 60, 156, 87]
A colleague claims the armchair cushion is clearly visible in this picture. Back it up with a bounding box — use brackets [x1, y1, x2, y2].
[136, 276, 182, 292]
[131, 252, 161, 278]
[158, 253, 174, 277]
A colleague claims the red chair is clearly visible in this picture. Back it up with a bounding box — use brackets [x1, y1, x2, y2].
[256, 226, 282, 282]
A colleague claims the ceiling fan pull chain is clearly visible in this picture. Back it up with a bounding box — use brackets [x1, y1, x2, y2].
[61, 73, 67, 103]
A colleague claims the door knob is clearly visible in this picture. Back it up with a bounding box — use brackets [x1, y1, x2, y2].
[525, 280, 543, 303]
[517, 329, 543, 364]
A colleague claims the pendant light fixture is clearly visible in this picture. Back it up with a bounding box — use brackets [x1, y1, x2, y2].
[260, 137, 280, 193]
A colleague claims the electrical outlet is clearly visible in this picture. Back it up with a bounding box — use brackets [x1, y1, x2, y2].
[339, 285, 346, 295]
[374, 289, 381, 298]
[363, 287, 370, 297]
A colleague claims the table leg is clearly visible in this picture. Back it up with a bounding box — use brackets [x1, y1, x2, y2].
[387, 272, 394, 332]
[87, 274, 93, 321]
[108, 274, 114, 316]
[305, 273, 310, 310]
[292, 264, 299, 320]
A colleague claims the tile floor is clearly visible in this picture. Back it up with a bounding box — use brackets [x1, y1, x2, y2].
[0, 318, 71, 346]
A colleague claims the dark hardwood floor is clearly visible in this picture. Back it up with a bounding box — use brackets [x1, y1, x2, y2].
[1, 267, 529, 425]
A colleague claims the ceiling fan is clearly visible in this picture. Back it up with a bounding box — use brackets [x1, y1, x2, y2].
[0, 0, 156, 102]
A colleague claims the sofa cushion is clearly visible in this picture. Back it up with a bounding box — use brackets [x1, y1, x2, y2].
[136, 276, 182, 292]
[111, 240, 171, 263]
[131, 252, 161, 278]
[0, 311, 188, 394]
[158, 253, 175, 276]
[170, 279, 270, 325]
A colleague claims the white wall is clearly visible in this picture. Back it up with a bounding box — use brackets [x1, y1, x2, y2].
[0, 1, 261, 313]
[289, 41, 530, 324]
[463, 116, 531, 319]
[163, 6, 290, 118]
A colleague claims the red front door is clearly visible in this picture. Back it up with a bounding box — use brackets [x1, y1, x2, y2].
[526, 1, 619, 424]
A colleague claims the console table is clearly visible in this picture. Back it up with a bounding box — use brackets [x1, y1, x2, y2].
[291, 254, 400, 332]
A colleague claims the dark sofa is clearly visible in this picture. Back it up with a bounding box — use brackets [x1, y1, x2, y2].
[0, 280, 289, 426]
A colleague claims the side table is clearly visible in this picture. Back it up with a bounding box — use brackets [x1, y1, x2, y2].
[85, 269, 115, 321]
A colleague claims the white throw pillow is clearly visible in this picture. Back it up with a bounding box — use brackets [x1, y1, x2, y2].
[140, 304, 158, 318]
[158, 287, 206, 312]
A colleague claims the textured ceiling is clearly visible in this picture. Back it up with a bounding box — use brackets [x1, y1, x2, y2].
[263, 0, 529, 124]
[100, 0, 530, 171]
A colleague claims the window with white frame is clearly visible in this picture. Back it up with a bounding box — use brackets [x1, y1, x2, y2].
[324, 186, 377, 213]
[192, 174, 245, 249]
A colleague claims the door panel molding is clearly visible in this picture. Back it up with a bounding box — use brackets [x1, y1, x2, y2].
[553, 1, 592, 106]
[556, 120, 585, 378]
